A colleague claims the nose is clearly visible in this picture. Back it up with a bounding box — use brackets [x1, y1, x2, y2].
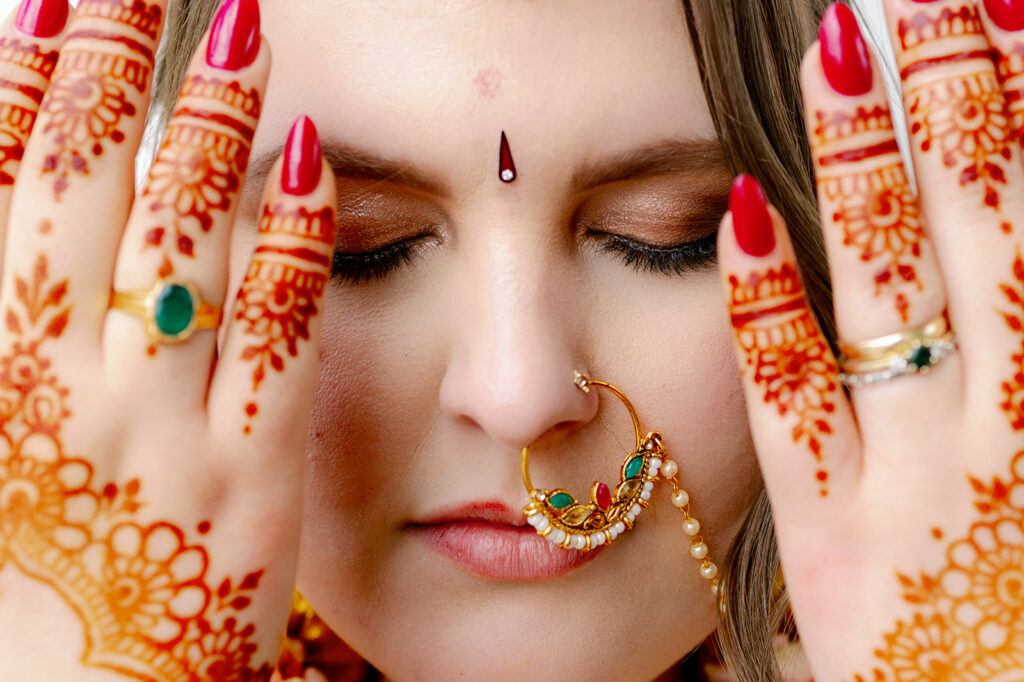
[438, 239, 598, 450]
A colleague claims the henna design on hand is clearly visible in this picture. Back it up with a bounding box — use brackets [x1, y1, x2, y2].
[39, 0, 161, 198]
[0, 38, 60, 185]
[0, 255, 274, 679]
[141, 76, 261, 277]
[235, 205, 335, 435]
[899, 5, 1015, 232]
[999, 252, 1024, 431]
[995, 42, 1024, 140]
[729, 264, 839, 496]
[814, 106, 926, 323]
[850, 451, 1024, 681]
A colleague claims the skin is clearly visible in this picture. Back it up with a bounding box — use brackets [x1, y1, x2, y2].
[226, 1, 760, 679]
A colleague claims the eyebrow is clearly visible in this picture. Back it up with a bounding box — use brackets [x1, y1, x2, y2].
[571, 138, 731, 192]
[246, 137, 729, 196]
[247, 139, 448, 196]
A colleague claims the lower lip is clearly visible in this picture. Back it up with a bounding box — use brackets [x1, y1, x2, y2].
[412, 522, 603, 580]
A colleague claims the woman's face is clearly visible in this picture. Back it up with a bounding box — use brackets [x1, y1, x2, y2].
[230, 1, 762, 679]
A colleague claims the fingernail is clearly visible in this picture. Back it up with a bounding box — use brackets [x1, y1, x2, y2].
[206, 0, 261, 71]
[15, 0, 69, 38]
[984, 0, 1024, 31]
[731, 174, 776, 258]
[282, 116, 322, 196]
[820, 3, 873, 96]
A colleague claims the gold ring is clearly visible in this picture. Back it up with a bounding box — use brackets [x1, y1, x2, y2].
[110, 278, 221, 344]
[838, 312, 957, 388]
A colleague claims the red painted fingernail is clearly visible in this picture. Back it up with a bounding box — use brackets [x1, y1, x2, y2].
[207, 0, 261, 71]
[282, 116, 322, 196]
[15, 0, 69, 38]
[820, 3, 873, 96]
[985, 0, 1024, 32]
[731, 175, 776, 258]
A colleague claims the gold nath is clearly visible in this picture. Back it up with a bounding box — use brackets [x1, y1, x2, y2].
[521, 372, 720, 594]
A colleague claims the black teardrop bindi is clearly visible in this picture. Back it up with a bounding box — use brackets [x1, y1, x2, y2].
[499, 131, 517, 183]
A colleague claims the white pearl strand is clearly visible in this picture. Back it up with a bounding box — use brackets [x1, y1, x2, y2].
[660, 458, 720, 595]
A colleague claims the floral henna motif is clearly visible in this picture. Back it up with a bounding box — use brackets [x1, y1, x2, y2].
[850, 452, 1024, 681]
[141, 76, 261, 277]
[729, 264, 838, 496]
[0, 256, 273, 679]
[235, 205, 335, 435]
[995, 42, 1024, 139]
[899, 5, 1015, 232]
[0, 38, 60, 186]
[39, 0, 161, 198]
[815, 106, 925, 323]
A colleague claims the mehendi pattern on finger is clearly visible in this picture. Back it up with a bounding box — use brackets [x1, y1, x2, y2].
[995, 42, 1024, 139]
[141, 76, 261, 277]
[999, 252, 1024, 430]
[39, 0, 161, 198]
[729, 264, 839, 496]
[898, 5, 1015, 231]
[0, 38, 60, 186]
[849, 451, 1024, 681]
[814, 106, 926, 323]
[0, 254, 274, 680]
[235, 205, 335, 435]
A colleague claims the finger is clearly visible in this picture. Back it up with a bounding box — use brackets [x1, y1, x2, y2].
[882, 0, 1024, 401]
[104, 0, 266, 400]
[802, 6, 963, 447]
[2, 0, 166, 344]
[719, 174, 860, 505]
[209, 116, 335, 446]
[0, 0, 70, 262]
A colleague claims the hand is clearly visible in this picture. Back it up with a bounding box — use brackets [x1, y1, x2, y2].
[718, 1, 1024, 678]
[0, 0, 334, 678]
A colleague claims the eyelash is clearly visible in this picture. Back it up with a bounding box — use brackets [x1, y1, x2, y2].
[330, 232, 718, 283]
[598, 232, 718, 276]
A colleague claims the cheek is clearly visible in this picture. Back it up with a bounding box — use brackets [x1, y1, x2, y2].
[585, 269, 761, 537]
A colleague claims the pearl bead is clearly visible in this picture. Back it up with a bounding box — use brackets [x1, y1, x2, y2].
[536, 516, 549, 532]
[683, 518, 701, 536]
[572, 535, 586, 550]
[690, 542, 708, 559]
[550, 528, 566, 545]
[593, 532, 605, 546]
[661, 459, 679, 479]
[650, 458, 662, 469]
[672, 490, 690, 508]
[613, 521, 626, 535]
[700, 561, 719, 580]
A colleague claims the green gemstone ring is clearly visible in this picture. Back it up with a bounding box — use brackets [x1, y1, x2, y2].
[838, 311, 957, 388]
[110, 278, 221, 343]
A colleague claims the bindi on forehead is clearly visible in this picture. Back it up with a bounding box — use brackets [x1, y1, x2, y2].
[472, 67, 503, 99]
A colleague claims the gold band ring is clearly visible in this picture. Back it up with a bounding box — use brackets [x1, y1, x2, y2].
[110, 278, 221, 344]
[838, 312, 957, 388]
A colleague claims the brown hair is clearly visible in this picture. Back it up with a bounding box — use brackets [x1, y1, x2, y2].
[150, 2, 836, 679]
[679, 1, 834, 679]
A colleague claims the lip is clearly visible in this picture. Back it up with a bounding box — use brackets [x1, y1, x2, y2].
[408, 500, 603, 580]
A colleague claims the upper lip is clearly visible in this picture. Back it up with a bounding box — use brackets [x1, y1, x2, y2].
[410, 500, 529, 528]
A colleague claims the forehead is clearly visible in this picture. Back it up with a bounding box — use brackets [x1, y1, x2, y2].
[254, 1, 713, 186]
